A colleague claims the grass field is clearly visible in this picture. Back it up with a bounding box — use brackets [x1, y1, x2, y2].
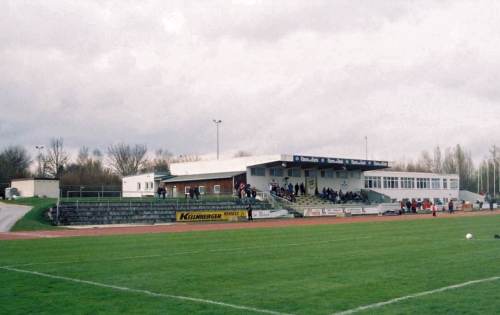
[1, 215, 499, 314]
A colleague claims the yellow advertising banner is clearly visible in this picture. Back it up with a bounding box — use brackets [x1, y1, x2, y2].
[176, 210, 247, 222]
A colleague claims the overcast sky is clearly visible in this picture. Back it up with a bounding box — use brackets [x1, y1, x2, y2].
[1, 0, 499, 162]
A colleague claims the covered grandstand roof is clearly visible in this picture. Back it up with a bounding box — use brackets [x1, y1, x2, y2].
[168, 154, 389, 176]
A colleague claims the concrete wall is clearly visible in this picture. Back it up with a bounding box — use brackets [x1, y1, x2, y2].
[122, 173, 158, 197]
[11, 179, 59, 198]
[33, 180, 60, 198]
[363, 170, 459, 202]
[11, 180, 34, 197]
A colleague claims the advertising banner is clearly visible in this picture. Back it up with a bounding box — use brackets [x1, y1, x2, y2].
[176, 210, 247, 222]
[252, 210, 293, 219]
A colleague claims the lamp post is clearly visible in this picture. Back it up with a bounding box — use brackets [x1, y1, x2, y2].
[365, 136, 368, 160]
[35, 145, 44, 177]
[212, 119, 222, 160]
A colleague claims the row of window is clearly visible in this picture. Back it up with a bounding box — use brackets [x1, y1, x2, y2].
[137, 182, 154, 191]
[183, 185, 220, 194]
[364, 176, 459, 189]
[250, 167, 360, 179]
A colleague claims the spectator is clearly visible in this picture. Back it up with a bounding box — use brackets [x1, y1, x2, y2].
[194, 187, 200, 200]
[448, 200, 454, 214]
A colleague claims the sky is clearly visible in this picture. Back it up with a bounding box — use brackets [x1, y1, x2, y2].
[1, 0, 499, 163]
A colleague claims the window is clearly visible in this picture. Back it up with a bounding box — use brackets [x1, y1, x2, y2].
[269, 168, 284, 177]
[431, 178, 440, 189]
[416, 178, 430, 189]
[150, 182, 154, 190]
[287, 168, 301, 177]
[443, 179, 448, 189]
[198, 186, 205, 195]
[184, 186, 190, 194]
[305, 170, 316, 177]
[350, 171, 361, 179]
[364, 176, 382, 189]
[401, 177, 415, 189]
[450, 179, 459, 189]
[213, 185, 221, 194]
[320, 169, 334, 178]
[336, 171, 348, 179]
[137, 182, 141, 190]
[383, 177, 399, 189]
[250, 167, 265, 176]
[145, 182, 148, 190]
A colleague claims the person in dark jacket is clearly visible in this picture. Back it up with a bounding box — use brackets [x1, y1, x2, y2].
[448, 200, 454, 214]
[294, 183, 299, 196]
[247, 204, 253, 221]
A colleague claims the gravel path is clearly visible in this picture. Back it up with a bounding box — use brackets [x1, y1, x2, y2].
[0, 202, 32, 232]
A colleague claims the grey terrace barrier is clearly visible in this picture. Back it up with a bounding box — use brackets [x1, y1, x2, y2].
[51, 199, 273, 226]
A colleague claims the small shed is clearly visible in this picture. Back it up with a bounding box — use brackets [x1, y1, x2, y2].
[10, 178, 60, 198]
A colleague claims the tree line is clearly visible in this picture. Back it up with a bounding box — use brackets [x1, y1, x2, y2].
[388, 144, 499, 194]
[0, 138, 200, 192]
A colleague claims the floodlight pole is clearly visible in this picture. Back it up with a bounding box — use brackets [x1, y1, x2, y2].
[35, 145, 44, 177]
[365, 136, 368, 160]
[212, 119, 222, 160]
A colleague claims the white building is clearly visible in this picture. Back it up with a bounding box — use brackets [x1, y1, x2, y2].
[10, 178, 60, 198]
[363, 170, 459, 203]
[122, 172, 170, 197]
[121, 154, 461, 204]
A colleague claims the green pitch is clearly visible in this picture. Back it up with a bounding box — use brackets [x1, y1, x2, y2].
[1, 215, 499, 314]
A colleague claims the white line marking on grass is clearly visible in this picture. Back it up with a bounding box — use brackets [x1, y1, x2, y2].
[6, 236, 370, 268]
[0, 266, 294, 315]
[332, 276, 500, 315]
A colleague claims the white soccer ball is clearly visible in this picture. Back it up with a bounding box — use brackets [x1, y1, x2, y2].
[466, 233, 473, 240]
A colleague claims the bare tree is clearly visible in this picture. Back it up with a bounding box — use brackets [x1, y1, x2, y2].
[45, 138, 69, 178]
[0, 146, 32, 180]
[143, 149, 172, 173]
[107, 143, 148, 176]
[432, 146, 442, 174]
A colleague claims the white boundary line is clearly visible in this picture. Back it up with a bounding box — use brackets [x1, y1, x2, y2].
[332, 276, 500, 315]
[4, 236, 370, 268]
[0, 266, 293, 315]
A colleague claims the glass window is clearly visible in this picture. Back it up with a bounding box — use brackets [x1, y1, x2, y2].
[150, 182, 154, 190]
[431, 178, 440, 189]
[305, 170, 316, 177]
[287, 168, 301, 177]
[443, 178, 448, 189]
[416, 178, 430, 189]
[213, 185, 221, 194]
[450, 179, 459, 189]
[269, 168, 284, 177]
[383, 177, 399, 189]
[250, 167, 265, 176]
[320, 169, 334, 178]
[198, 186, 205, 194]
[137, 182, 141, 190]
[336, 171, 348, 179]
[184, 186, 190, 194]
[401, 177, 415, 189]
[364, 176, 382, 189]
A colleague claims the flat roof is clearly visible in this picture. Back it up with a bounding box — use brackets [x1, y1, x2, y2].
[162, 171, 245, 183]
[11, 178, 59, 181]
[249, 155, 389, 171]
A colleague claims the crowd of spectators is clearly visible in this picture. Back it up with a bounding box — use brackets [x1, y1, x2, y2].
[320, 187, 365, 203]
[268, 180, 303, 203]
